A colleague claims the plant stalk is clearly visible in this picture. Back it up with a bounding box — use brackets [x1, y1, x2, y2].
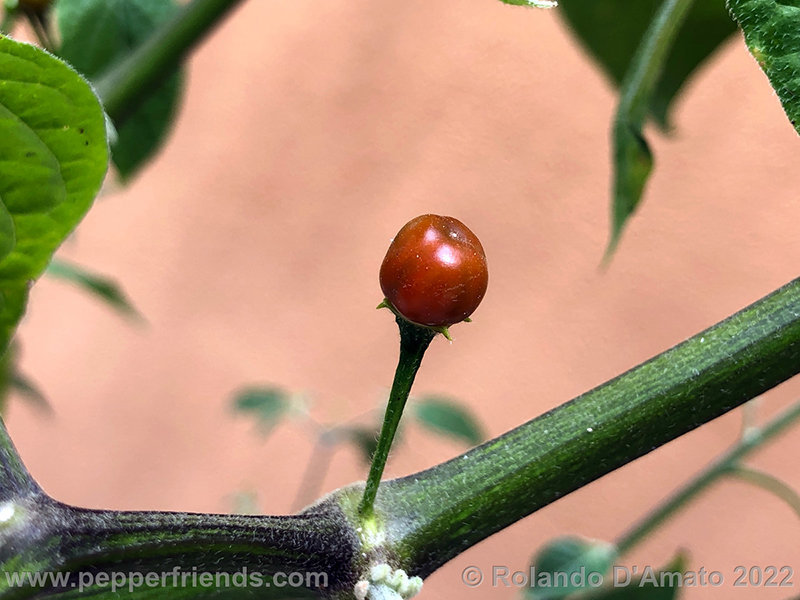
[359, 317, 435, 518]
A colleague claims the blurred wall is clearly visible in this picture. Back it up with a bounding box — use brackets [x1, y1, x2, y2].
[6, 1, 800, 598]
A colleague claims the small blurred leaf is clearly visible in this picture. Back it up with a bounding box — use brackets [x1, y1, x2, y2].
[229, 490, 260, 515]
[343, 426, 381, 465]
[728, 0, 800, 135]
[413, 396, 484, 446]
[0, 342, 50, 414]
[560, 0, 736, 129]
[46, 258, 141, 320]
[54, 0, 184, 179]
[231, 386, 290, 436]
[10, 370, 50, 413]
[525, 536, 617, 599]
[587, 553, 687, 599]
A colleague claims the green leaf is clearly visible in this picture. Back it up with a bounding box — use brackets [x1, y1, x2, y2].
[608, 123, 653, 257]
[231, 386, 290, 436]
[229, 490, 260, 515]
[525, 536, 617, 599]
[46, 258, 141, 320]
[0, 340, 50, 413]
[412, 396, 484, 446]
[0, 34, 108, 355]
[343, 426, 381, 464]
[587, 553, 687, 599]
[0, 340, 50, 414]
[54, 0, 183, 179]
[604, 0, 695, 259]
[560, 0, 736, 129]
[728, 0, 800, 134]
[11, 370, 50, 412]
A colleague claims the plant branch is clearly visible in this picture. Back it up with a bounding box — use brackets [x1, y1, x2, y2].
[615, 400, 800, 555]
[725, 464, 800, 521]
[95, 0, 246, 126]
[358, 277, 800, 578]
[0, 494, 358, 598]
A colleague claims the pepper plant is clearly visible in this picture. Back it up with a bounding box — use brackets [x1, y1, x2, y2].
[1, 0, 800, 599]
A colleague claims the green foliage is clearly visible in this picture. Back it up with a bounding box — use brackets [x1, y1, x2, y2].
[0, 34, 108, 355]
[560, 0, 736, 129]
[46, 258, 141, 319]
[412, 396, 484, 446]
[0, 341, 50, 414]
[54, 0, 184, 179]
[559, 0, 736, 256]
[728, 0, 800, 134]
[8, 370, 49, 412]
[606, 0, 694, 258]
[231, 386, 290, 435]
[343, 425, 381, 464]
[609, 123, 653, 258]
[525, 536, 617, 599]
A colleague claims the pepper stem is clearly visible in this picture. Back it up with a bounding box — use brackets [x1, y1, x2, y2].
[359, 316, 436, 517]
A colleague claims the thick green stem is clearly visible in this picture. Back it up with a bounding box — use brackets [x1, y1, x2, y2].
[0, 495, 358, 598]
[0, 418, 359, 599]
[95, 0, 246, 126]
[365, 277, 800, 578]
[615, 400, 800, 555]
[359, 318, 435, 518]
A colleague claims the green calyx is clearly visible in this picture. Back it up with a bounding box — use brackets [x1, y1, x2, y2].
[376, 298, 469, 341]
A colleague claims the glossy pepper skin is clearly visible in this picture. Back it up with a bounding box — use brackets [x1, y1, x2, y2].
[379, 214, 488, 328]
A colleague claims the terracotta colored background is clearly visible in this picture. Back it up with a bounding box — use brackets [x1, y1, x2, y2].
[6, 1, 800, 598]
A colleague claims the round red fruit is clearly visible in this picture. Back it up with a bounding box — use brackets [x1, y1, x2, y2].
[380, 214, 488, 328]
